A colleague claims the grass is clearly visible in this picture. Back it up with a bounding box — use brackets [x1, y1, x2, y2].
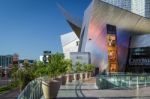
[0, 86, 11, 94]
[0, 83, 17, 94]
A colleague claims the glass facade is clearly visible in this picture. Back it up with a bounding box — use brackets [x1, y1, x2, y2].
[0, 55, 13, 69]
[101, 0, 131, 11]
[145, 0, 150, 18]
[102, 0, 150, 18]
[96, 73, 150, 89]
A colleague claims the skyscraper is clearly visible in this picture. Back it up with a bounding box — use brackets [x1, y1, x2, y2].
[101, 0, 150, 18]
[0, 55, 13, 69]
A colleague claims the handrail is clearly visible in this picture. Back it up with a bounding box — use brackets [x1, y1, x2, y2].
[17, 77, 43, 99]
[17, 73, 91, 99]
[96, 73, 150, 89]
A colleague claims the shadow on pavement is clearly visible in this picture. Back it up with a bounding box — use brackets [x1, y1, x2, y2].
[57, 96, 150, 99]
[57, 97, 98, 99]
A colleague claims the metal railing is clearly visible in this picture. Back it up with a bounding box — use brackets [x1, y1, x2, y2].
[17, 77, 43, 99]
[96, 73, 150, 89]
[17, 73, 91, 99]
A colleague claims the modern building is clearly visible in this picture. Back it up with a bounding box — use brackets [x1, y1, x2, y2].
[60, 32, 79, 59]
[0, 55, 13, 69]
[0, 54, 19, 77]
[102, 0, 150, 18]
[60, 0, 150, 73]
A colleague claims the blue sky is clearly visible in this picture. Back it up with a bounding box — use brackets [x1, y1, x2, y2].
[0, 0, 91, 60]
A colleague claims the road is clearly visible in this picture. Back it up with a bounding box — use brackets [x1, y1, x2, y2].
[0, 79, 11, 86]
[0, 88, 19, 99]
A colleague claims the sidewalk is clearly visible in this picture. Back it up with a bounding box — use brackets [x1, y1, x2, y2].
[41, 77, 150, 99]
[0, 88, 20, 99]
[41, 77, 98, 99]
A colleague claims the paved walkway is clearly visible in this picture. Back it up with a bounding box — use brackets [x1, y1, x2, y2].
[0, 79, 11, 86]
[41, 78, 150, 99]
[0, 88, 20, 99]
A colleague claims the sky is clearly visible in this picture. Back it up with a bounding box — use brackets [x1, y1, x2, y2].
[0, 0, 91, 60]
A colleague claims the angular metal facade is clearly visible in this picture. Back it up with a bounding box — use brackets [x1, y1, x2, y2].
[61, 32, 79, 59]
[58, 4, 82, 38]
[79, 0, 150, 72]
[60, 0, 150, 73]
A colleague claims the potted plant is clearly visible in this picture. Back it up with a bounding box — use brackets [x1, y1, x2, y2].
[72, 62, 78, 81]
[75, 62, 84, 80]
[65, 59, 73, 83]
[59, 58, 68, 85]
[83, 64, 89, 80]
[87, 64, 95, 77]
[33, 61, 47, 77]
[42, 53, 64, 99]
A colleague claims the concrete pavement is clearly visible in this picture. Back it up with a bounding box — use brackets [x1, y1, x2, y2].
[41, 77, 150, 99]
[0, 88, 19, 99]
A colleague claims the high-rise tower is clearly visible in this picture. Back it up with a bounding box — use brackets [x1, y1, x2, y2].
[101, 0, 150, 18]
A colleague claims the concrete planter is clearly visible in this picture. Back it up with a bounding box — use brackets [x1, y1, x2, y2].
[61, 75, 67, 85]
[88, 72, 92, 77]
[55, 76, 62, 84]
[66, 74, 73, 83]
[83, 73, 85, 79]
[73, 73, 80, 81]
[80, 73, 84, 80]
[85, 72, 89, 80]
[73, 73, 77, 81]
[42, 79, 61, 99]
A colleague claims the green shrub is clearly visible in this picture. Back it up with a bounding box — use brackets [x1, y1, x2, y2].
[75, 62, 83, 73]
[86, 64, 95, 72]
[65, 59, 73, 74]
[0, 86, 10, 94]
[0, 83, 17, 94]
[34, 61, 48, 77]
[47, 53, 67, 78]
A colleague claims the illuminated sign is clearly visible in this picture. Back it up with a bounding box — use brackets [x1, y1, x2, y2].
[106, 24, 119, 72]
[128, 47, 150, 66]
[129, 58, 150, 65]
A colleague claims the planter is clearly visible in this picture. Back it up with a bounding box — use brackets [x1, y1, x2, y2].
[66, 74, 73, 83]
[55, 76, 62, 84]
[42, 79, 61, 99]
[83, 73, 85, 79]
[77, 73, 80, 80]
[85, 72, 89, 80]
[73, 73, 77, 81]
[89, 72, 93, 77]
[61, 75, 67, 85]
[89, 72, 91, 77]
[73, 73, 80, 81]
[80, 73, 84, 80]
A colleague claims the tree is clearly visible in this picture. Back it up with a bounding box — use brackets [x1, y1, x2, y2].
[11, 63, 36, 91]
[19, 69, 34, 90]
[33, 61, 47, 77]
[47, 53, 65, 78]
[87, 64, 95, 72]
[75, 62, 83, 73]
[11, 64, 19, 87]
[83, 64, 88, 72]
[65, 59, 73, 74]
